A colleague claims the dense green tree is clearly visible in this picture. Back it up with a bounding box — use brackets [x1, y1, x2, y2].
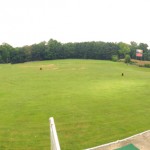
[0, 55, 3, 63]
[125, 54, 131, 63]
[31, 42, 46, 60]
[62, 43, 76, 58]
[130, 41, 138, 59]
[138, 43, 148, 52]
[0, 39, 150, 64]
[118, 42, 130, 58]
[45, 39, 62, 60]
[0, 43, 14, 63]
[10, 48, 21, 64]
[138, 43, 149, 60]
[147, 50, 150, 60]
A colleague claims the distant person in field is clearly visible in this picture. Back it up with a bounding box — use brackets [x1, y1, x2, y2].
[40, 67, 42, 70]
[122, 73, 124, 76]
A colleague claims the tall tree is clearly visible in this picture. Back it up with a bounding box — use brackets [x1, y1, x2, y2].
[118, 42, 130, 58]
[130, 41, 138, 59]
[45, 39, 62, 60]
[0, 43, 14, 63]
[138, 43, 149, 60]
[31, 41, 46, 60]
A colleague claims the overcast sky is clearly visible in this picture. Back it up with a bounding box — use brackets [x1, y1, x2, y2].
[0, 0, 150, 47]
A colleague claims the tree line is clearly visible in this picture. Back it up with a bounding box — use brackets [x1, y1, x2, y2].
[0, 39, 150, 64]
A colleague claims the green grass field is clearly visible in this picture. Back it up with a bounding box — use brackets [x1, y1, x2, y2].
[0, 59, 150, 150]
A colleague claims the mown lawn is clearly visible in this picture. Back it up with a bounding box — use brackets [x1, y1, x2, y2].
[0, 59, 150, 150]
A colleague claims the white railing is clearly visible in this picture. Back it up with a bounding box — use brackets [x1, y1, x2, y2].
[49, 117, 61, 150]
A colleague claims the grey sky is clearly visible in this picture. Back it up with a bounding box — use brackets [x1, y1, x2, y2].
[0, 0, 150, 47]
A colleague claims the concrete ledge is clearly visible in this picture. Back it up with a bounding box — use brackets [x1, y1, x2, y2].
[85, 130, 150, 150]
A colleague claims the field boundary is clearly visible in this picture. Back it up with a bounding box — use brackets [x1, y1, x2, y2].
[85, 130, 150, 150]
